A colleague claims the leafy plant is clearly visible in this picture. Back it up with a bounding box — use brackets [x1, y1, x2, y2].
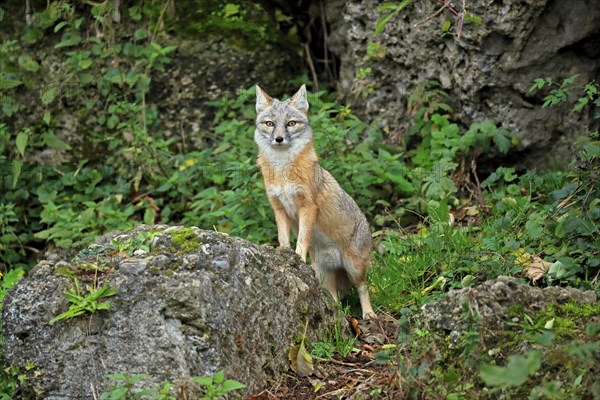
[99, 371, 244, 400]
[100, 373, 157, 400]
[50, 278, 118, 325]
[191, 370, 246, 400]
[310, 306, 357, 359]
[480, 350, 542, 390]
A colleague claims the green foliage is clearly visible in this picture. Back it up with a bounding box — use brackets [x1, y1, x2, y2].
[175, 1, 289, 48]
[101, 373, 157, 400]
[99, 371, 244, 400]
[374, 1, 482, 38]
[191, 370, 246, 400]
[310, 306, 357, 359]
[0, 267, 24, 399]
[49, 278, 117, 325]
[479, 350, 542, 389]
[375, 1, 413, 36]
[529, 75, 600, 115]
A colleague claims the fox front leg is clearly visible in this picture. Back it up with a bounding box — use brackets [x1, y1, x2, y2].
[296, 206, 317, 262]
[271, 199, 292, 248]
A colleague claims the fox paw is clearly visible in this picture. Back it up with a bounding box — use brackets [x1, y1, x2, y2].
[363, 311, 377, 320]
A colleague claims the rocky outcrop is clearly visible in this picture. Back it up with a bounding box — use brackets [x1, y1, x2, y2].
[150, 39, 302, 148]
[416, 276, 599, 398]
[2, 225, 336, 399]
[327, 0, 600, 167]
[421, 275, 598, 333]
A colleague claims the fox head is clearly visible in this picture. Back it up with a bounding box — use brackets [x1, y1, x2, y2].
[254, 85, 312, 154]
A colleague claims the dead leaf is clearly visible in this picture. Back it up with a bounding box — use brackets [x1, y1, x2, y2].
[309, 378, 323, 393]
[348, 316, 362, 336]
[521, 253, 552, 282]
[288, 320, 313, 377]
[288, 340, 313, 377]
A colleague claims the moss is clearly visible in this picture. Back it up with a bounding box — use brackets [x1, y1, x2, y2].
[559, 301, 600, 318]
[507, 304, 524, 317]
[297, 305, 309, 317]
[168, 228, 202, 254]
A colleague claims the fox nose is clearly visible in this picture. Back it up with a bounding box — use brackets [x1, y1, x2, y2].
[275, 136, 284, 143]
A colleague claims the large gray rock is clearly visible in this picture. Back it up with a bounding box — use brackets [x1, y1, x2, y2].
[327, 0, 600, 167]
[2, 225, 337, 399]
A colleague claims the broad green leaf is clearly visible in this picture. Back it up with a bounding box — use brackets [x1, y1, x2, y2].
[525, 213, 544, 239]
[16, 131, 28, 156]
[43, 133, 71, 149]
[191, 376, 213, 386]
[41, 87, 58, 105]
[53, 21, 68, 33]
[22, 28, 44, 44]
[78, 59, 92, 70]
[492, 129, 512, 154]
[54, 34, 81, 49]
[441, 20, 451, 33]
[43, 111, 52, 125]
[18, 55, 40, 72]
[464, 13, 482, 24]
[0, 77, 23, 90]
[213, 370, 225, 385]
[128, 6, 142, 21]
[480, 351, 541, 388]
[575, 218, 597, 236]
[221, 379, 245, 392]
[134, 28, 148, 40]
[144, 207, 156, 225]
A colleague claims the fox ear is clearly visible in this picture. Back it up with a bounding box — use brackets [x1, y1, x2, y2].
[255, 85, 273, 114]
[290, 84, 309, 114]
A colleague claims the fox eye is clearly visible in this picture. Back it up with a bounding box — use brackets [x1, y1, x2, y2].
[265, 121, 274, 127]
[287, 121, 297, 127]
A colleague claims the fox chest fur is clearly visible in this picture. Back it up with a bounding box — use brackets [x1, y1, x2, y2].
[257, 147, 319, 221]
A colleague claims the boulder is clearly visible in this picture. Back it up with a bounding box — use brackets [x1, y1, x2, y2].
[2, 225, 337, 399]
[327, 0, 600, 167]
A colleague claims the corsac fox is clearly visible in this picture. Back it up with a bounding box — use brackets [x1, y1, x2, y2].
[254, 84, 376, 319]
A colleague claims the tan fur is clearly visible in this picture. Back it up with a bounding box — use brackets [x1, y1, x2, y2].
[254, 84, 376, 319]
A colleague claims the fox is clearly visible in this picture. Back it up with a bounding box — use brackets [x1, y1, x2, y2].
[254, 84, 376, 319]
